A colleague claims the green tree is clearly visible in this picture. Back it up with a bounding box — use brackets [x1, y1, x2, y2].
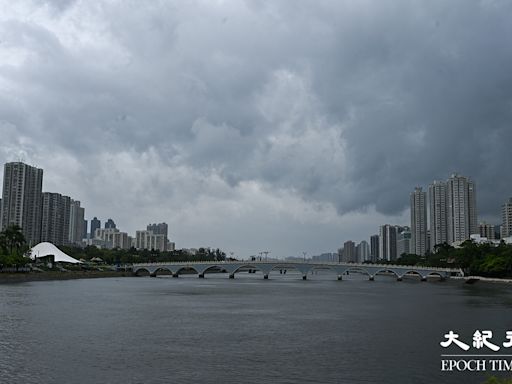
[0, 225, 26, 255]
[0, 225, 29, 267]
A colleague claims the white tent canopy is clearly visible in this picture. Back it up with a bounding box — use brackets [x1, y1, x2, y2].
[30, 242, 82, 264]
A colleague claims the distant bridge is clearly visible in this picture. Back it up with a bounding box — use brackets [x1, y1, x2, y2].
[132, 261, 463, 281]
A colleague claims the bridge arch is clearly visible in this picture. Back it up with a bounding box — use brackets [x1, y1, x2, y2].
[174, 266, 200, 276]
[268, 264, 311, 276]
[426, 272, 445, 280]
[311, 265, 373, 279]
[201, 265, 225, 274]
[133, 267, 151, 276]
[152, 267, 173, 277]
[372, 269, 401, 280]
[401, 270, 424, 280]
[344, 266, 371, 277]
[230, 264, 267, 275]
[310, 265, 339, 274]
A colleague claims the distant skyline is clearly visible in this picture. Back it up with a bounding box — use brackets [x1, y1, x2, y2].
[1, 1, 512, 257]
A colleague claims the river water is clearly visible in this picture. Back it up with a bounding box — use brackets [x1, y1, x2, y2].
[1, 272, 511, 384]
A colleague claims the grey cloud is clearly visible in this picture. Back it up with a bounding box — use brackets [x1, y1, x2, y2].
[1, 0, 512, 254]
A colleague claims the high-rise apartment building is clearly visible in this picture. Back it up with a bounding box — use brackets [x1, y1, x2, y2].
[69, 200, 85, 246]
[342, 240, 356, 263]
[147, 223, 169, 250]
[356, 240, 370, 263]
[479, 222, 496, 240]
[94, 228, 131, 249]
[82, 219, 88, 240]
[397, 228, 411, 257]
[105, 218, 116, 229]
[90, 217, 101, 238]
[428, 174, 478, 249]
[370, 234, 379, 261]
[379, 224, 398, 261]
[40, 192, 71, 246]
[337, 247, 343, 263]
[147, 223, 168, 237]
[429, 180, 448, 251]
[446, 174, 478, 244]
[410, 187, 427, 256]
[1, 162, 43, 246]
[135, 230, 167, 252]
[502, 198, 512, 239]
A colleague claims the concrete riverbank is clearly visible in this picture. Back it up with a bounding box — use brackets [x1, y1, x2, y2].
[451, 275, 512, 284]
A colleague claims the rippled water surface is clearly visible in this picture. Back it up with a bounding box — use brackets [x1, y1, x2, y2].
[1, 272, 511, 383]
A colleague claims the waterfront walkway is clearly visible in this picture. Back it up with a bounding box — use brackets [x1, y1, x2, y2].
[132, 261, 463, 281]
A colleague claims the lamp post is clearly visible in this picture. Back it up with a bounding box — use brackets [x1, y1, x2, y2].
[263, 251, 270, 261]
[303, 251, 307, 262]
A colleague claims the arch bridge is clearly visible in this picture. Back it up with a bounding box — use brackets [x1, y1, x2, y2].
[131, 261, 463, 281]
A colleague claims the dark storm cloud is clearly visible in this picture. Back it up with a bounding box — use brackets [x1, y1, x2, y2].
[1, 0, 511, 254]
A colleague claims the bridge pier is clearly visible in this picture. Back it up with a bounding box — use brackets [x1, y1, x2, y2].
[263, 274, 269, 280]
[337, 275, 342, 280]
[421, 276, 427, 282]
[172, 273, 179, 278]
[229, 274, 235, 279]
[302, 275, 307, 280]
[396, 276, 403, 281]
[150, 273, 157, 277]
[369, 276, 374, 281]
[198, 274, 204, 278]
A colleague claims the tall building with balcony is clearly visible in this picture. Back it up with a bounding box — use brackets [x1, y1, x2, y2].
[379, 224, 398, 261]
[82, 219, 88, 240]
[40, 192, 71, 246]
[135, 230, 167, 252]
[397, 227, 411, 257]
[1, 162, 43, 246]
[356, 240, 370, 263]
[410, 187, 427, 256]
[147, 223, 169, 250]
[69, 200, 85, 246]
[370, 234, 379, 262]
[502, 198, 512, 239]
[342, 240, 356, 263]
[105, 218, 116, 229]
[147, 222, 168, 237]
[429, 180, 448, 251]
[94, 228, 131, 249]
[428, 174, 478, 249]
[90, 217, 101, 239]
[446, 173, 478, 244]
[479, 222, 496, 240]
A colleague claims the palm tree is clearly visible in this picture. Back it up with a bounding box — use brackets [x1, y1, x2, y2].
[0, 225, 26, 255]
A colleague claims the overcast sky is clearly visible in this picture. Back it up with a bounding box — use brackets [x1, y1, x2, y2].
[1, 0, 512, 257]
